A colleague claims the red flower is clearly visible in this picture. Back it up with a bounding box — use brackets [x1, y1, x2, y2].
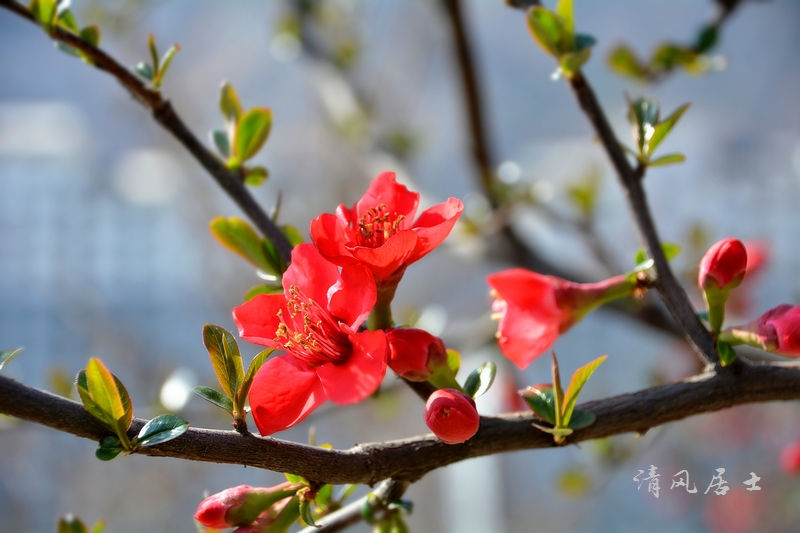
[698, 238, 748, 291]
[233, 244, 387, 435]
[753, 304, 800, 357]
[386, 328, 448, 381]
[487, 269, 634, 369]
[781, 442, 800, 475]
[310, 171, 463, 283]
[424, 388, 480, 444]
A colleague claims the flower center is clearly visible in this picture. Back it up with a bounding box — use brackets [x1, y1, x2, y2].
[274, 286, 352, 366]
[357, 204, 405, 248]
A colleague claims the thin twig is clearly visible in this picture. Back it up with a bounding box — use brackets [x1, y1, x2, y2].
[0, 0, 293, 264]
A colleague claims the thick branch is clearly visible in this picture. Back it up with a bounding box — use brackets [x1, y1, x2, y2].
[0, 0, 293, 264]
[3, 362, 799, 485]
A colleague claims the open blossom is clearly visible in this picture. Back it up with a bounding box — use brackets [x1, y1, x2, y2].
[425, 388, 480, 444]
[194, 483, 298, 528]
[698, 238, 748, 291]
[233, 244, 387, 435]
[310, 171, 463, 285]
[386, 328, 448, 381]
[487, 269, 635, 369]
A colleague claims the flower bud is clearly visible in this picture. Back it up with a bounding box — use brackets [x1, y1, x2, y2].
[386, 328, 448, 381]
[698, 238, 747, 291]
[781, 442, 800, 475]
[754, 304, 800, 357]
[194, 483, 298, 528]
[424, 388, 479, 444]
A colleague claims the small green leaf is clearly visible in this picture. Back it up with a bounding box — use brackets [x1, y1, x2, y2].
[136, 413, 188, 447]
[234, 108, 272, 162]
[245, 165, 269, 187]
[718, 341, 737, 367]
[462, 361, 496, 399]
[219, 81, 243, 124]
[193, 385, 234, 412]
[209, 216, 272, 272]
[697, 310, 710, 322]
[567, 408, 596, 429]
[90, 522, 105, 533]
[551, 352, 564, 428]
[239, 348, 274, 407]
[559, 48, 591, 78]
[562, 355, 606, 426]
[661, 242, 682, 261]
[527, 7, 567, 57]
[520, 385, 556, 425]
[95, 436, 124, 461]
[134, 62, 153, 80]
[628, 97, 660, 153]
[147, 33, 159, 73]
[57, 9, 79, 33]
[390, 515, 410, 533]
[281, 225, 304, 247]
[633, 242, 681, 267]
[634, 248, 647, 266]
[56, 42, 81, 57]
[533, 424, 573, 439]
[79, 25, 100, 47]
[0, 348, 23, 371]
[58, 514, 89, 533]
[76, 370, 115, 431]
[266, 494, 301, 533]
[31, 0, 58, 35]
[555, 0, 574, 47]
[608, 45, 646, 79]
[211, 129, 230, 158]
[299, 500, 318, 528]
[694, 25, 718, 53]
[202, 324, 244, 402]
[284, 472, 304, 484]
[648, 103, 690, 155]
[153, 44, 180, 88]
[244, 284, 283, 301]
[648, 153, 686, 167]
[85, 358, 132, 446]
[574, 33, 596, 52]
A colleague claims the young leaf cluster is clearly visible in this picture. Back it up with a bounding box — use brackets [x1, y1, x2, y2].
[75, 358, 188, 460]
[426, 350, 497, 401]
[526, 0, 596, 79]
[29, 0, 101, 64]
[57, 514, 105, 533]
[520, 352, 606, 444]
[133, 33, 180, 90]
[625, 97, 690, 168]
[194, 324, 273, 431]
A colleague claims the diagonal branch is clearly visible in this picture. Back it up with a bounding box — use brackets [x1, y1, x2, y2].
[0, 0, 293, 264]
[3, 361, 799, 485]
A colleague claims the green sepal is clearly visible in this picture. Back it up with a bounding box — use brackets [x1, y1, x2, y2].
[193, 385, 234, 412]
[717, 340, 737, 367]
[264, 495, 300, 533]
[135, 414, 188, 447]
[0, 347, 23, 371]
[462, 361, 496, 399]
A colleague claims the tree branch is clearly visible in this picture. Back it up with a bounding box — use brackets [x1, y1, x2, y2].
[3, 362, 799, 485]
[0, 0, 293, 264]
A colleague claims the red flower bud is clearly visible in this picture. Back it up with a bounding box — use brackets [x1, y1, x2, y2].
[755, 304, 800, 357]
[698, 238, 748, 290]
[424, 389, 479, 444]
[194, 483, 297, 528]
[386, 328, 448, 381]
[781, 442, 800, 475]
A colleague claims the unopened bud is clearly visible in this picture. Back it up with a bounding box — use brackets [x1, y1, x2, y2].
[424, 388, 479, 444]
[698, 238, 747, 291]
[386, 328, 448, 381]
[194, 483, 298, 528]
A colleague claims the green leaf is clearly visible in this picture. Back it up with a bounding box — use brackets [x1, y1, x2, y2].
[76, 370, 115, 431]
[31, 0, 58, 34]
[80, 25, 100, 47]
[697, 310, 710, 322]
[446, 348, 460, 376]
[551, 352, 564, 428]
[520, 385, 556, 425]
[57, 8, 79, 33]
[219, 82, 243, 124]
[527, 7, 567, 57]
[633, 242, 681, 269]
[85, 358, 132, 446]
[567, 408, 596, 430]
[694, 25, 718, 53]
[202, 324, 244, 402]
[608, 45, 646, 79]
[209, 216, 272, 272]
[299, 500, 317, 528]
[234, 108, 272, 162]
[147, 33, 159, 73]
[193, 385, 234, 412]
[462, 361, 496, 399]
[574, 33, 596, 52]
[58, 514, 89, 533]
[648, 153, 686, 167]
[648, 103, 690, 155]
[718, 341, 737, 367]
[95, 436, 124, 461]
[390, 515, 410, 533]
[559, 48, 591, 78]
[239, 348, 274, 407]
[136, 413, 188, 447]
[634, 248, 647, 266]
[533, 424, 573, 439]
[561, 355, 606, 427]
[264, 494, 300, 533]
[284, 472, 304, 484]
[134, 62, 153, 81]
[281, 225, 304, 247]
[245, 284, 283, 301]
[153, 44, 180, 88]
[555, 0, 574, 46]
[0, 348, 23, 371]
[211, 129, 230, 158]
[628, 97, 660, 153]
[56, 42, 81, 57]
[661, 242, 682, 261]
[90, 522, 105, 533]
[245, 165, 269, 187]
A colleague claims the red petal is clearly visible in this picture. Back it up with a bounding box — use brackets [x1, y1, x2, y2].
[348, 230, 418, 281]
[354, 172, 419, 228]
[316, 330, 387, 404]
[232, 293, 286, 347]
[408, 197, 463, 263]
[249, 355, 327, 435]
[329, 264, 376, 328]
[283, 244, 341, 306]
[487, 269, 555, 310]
[310, 212, 358, 267]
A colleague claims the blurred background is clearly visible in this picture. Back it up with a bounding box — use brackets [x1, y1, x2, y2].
[1, 0, 800, 531]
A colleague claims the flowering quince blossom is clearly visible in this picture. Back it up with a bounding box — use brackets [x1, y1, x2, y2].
[310, 171, 463, 288]
[487, 269, 635, 369]
[386, 327, 448, 381]
[698, 238, 748, 290]
[194, 483, 298, 528]
[424, 388, 480, 444]
[721, 304, 800, 357]
[233, 244, 387, 436]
